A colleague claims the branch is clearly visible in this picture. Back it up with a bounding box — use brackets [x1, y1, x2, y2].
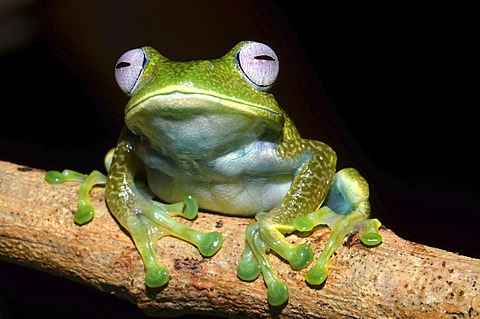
[0, 160, 479, 318]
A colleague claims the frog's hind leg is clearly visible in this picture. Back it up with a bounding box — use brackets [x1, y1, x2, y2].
[45, 169, 107, 224]
[296, 168, 382, 286]
[44, 147, 118, 224]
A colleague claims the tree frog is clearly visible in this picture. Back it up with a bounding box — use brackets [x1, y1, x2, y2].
[46, 41, 382, 306]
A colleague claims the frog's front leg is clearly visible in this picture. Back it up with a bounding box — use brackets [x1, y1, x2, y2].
[106, 130, 222, 287]
[45, 169, 107, 224]
[238, 139, 337, 306]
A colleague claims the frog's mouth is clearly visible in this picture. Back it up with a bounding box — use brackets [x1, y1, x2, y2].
[125, 88, 283, 120]
[125, 90, 285, 156]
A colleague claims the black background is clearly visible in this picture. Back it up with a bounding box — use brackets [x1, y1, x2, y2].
[0, 1, 477, 318]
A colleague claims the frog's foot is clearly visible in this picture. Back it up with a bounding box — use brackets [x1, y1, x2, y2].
[294, 168, 382, 286]
[237, 223, 288, 306]
[302, 210, 381, 285]
[122, 195, 223, 288]
[238, 213, 314, 306]
[45, 169, 107, 224]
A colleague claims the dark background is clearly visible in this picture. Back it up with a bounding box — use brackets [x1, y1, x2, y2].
[0, 1, 477, 318]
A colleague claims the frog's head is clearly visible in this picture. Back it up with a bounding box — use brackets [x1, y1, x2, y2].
[114, 41, 284, 130]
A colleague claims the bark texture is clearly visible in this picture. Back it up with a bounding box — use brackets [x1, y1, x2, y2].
[0, 160, 479, 318]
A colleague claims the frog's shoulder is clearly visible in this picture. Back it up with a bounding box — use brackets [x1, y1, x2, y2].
[282, 114, 301, 140]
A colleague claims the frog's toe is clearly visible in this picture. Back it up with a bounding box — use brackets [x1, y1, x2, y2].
[145, 264, 170, 288]
[361, 232, 382, 246]
[167, 195, 199, 220]
[305, 264, 328, 286]
[74, 204, 95, 225]
[267, 280, 289, 306]
[237, 245, 261, 281]
[360, 218, 382, 246]
[289, 243, 313, 270]
[293, 216, 314, 232]
[181, 195, 199, 219]
[45, 170, 67, 184]
[45, 169, 87, 184]
[196, 231, 223, 257]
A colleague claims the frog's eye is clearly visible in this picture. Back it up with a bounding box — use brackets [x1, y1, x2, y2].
[115, 48, 146, 95]
[237, 42, 279, 91]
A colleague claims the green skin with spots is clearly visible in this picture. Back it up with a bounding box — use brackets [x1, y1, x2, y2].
[46, 41, 382, 306]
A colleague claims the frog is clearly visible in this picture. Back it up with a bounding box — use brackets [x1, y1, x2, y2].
[45, 41, 382, 306]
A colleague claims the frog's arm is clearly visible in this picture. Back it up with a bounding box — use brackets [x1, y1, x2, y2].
[237, 137, 382, 306]
[238, 138, 337, 305]
[105, 129, 222, 287]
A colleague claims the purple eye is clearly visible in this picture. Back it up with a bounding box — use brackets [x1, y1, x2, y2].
[237, 42, 279, 90]
[114, 48, 145, 95]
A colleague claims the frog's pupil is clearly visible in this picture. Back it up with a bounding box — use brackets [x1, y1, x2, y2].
[116, 62, 131, 69]
[254, 55, 275, 61]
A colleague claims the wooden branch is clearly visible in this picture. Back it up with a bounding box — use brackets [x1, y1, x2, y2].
[0, 160, 479, 318]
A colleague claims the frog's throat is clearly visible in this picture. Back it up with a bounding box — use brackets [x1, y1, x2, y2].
[125, 89, 282, 119]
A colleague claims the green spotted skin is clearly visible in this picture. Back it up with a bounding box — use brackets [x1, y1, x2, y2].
[238, 139, 338, 306]
[45, 41, 382, 306]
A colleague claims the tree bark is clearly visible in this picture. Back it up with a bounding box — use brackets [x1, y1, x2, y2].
[0, 160, 479, 318]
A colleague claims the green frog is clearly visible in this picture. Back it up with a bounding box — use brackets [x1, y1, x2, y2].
[46, 41, 382, 306]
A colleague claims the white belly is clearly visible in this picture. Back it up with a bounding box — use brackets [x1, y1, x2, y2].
[146, 169, 293, 217]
